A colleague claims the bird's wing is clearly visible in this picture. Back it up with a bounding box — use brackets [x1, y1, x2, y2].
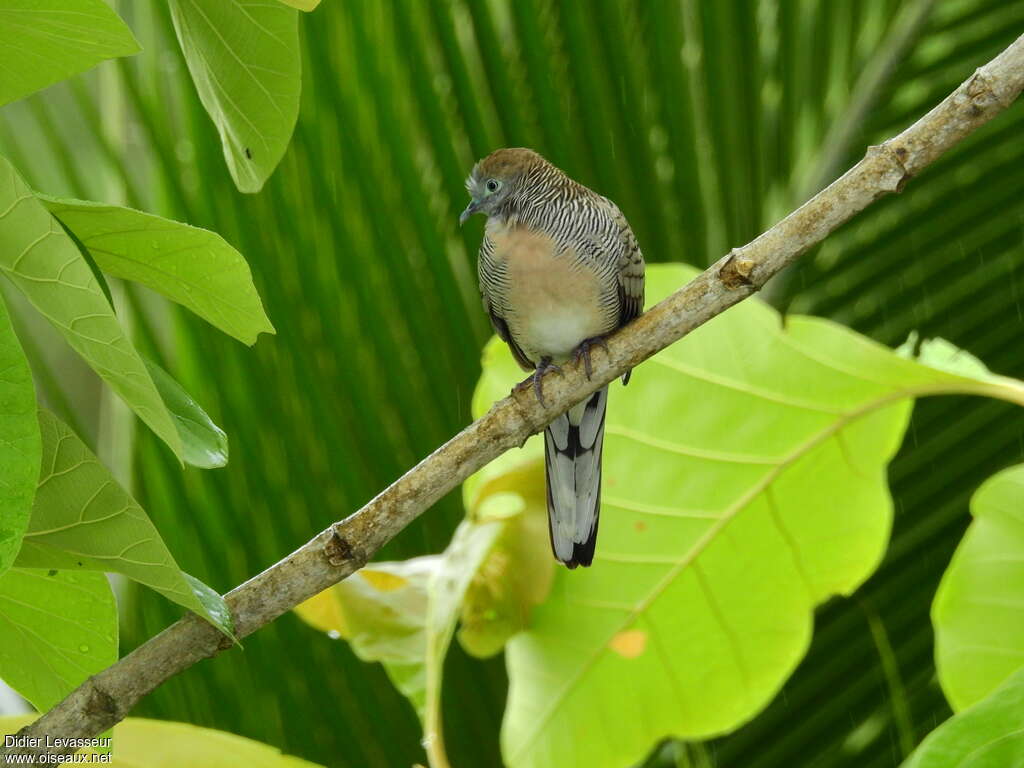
[479, 231, 534, 371]
[608, 203, 645, 327]
[572, 198, 644, 384]
[575, 197, 645, 327]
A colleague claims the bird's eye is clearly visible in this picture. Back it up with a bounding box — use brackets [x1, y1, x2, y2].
[485, 179, 501, 193]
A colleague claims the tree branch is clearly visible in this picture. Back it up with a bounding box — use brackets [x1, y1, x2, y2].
[5, 32, 1023, 763]
[798, 0, 937, 200]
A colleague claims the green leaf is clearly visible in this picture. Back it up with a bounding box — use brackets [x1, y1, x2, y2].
[0, 715, 325, 767]
[933, 463, 1024, 711]
[168, 0, 300, 193]
[143, 357, 228, 469]
[0, 567, 116, 711]
[0, 0, 139, 108]
[0, 291, 41, 576]
[914, 335, 1005, 384]
[276, 0, 320, 10]
[472, 265, 1024, 768]
[901, 666, 1024, 768]
[41, 196, 274, 345]
[183, 573, 236, 640]
[14, 411, 233, 638]
[0, 156, 182, 460]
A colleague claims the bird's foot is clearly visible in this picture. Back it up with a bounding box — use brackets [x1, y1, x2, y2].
[516, 357, 562, 408]
[572, 336, 610, 380]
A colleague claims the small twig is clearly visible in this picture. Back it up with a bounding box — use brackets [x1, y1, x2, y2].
[4, 32, 1023, 764]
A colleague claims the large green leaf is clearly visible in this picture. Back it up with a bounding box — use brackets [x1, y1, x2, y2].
[900, 666, 1024, 768]
[14, 411, 233, 637]
[41, 196, 274, 345]
[0, 567, 116, 711]
[168, 0, 300, 193]
[0, 156, 182, 459]
[0, 291, 40, 576]
[0, 715, 324, 767]
[0, 0, 139, 108]
[471, 265, 1024, 768]
[933, 463, 1024, 711]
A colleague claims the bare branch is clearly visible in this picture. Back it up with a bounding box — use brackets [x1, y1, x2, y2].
[798, 0, 937, 199]
[5, 32, 1023, 763]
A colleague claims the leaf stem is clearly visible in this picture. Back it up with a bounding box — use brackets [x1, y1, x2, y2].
[860, 598, 916, 759]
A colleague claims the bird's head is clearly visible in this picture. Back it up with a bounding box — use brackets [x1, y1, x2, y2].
[460, 148, 547, 225]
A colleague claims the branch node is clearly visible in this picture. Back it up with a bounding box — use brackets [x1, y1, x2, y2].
[507, 385, 544, 442]
[964, 69, 1007, 111]
[718, 250, 756, 289]
[324, 527, 355, 567]
[866, 142, 912, 193]
[83, 679, 120, 722]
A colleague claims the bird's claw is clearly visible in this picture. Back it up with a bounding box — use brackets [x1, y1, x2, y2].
[525, 358, 562, 408]
[573, 336, 610, 380]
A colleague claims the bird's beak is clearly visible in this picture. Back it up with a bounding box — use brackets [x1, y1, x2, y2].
[459, 200, 479, 226]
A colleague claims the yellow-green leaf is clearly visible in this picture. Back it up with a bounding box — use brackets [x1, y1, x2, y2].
[474, 264, 1024, 768]
[41, 196, 274, 345]
[295, 557, 439, 718]
[0, 0, 139, 107]
[458, 461, 554, 659]
[295, 519, 514, 768]
[276, 0, 320, 10]
[901, 666, 1024, 768]
[421, 519, 505, 765]
[933, 463, 1024, 710]
[0, 156, 182, 459]
[0, 715, 324, 767]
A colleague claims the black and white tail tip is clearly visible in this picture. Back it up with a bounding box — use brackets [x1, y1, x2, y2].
[543, 386, 608, 568]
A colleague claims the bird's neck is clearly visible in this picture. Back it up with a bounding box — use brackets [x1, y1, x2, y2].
[494, 171, 570, 226]
[491, 198, 528, 229]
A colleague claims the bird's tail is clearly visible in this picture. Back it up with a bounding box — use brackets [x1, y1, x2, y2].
[544, 386, 607, 568]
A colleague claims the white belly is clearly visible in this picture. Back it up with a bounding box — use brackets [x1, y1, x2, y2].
[522, 306, 598, 361]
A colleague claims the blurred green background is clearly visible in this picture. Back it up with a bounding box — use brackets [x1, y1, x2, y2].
[1, 1, 1023, 766]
